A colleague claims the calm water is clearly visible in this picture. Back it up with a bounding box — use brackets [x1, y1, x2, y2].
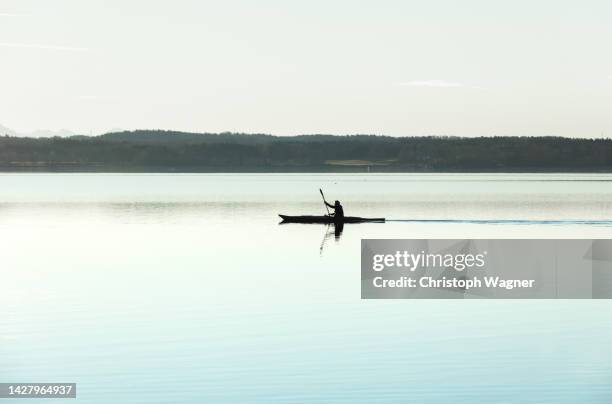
[1, 173, 612, 403]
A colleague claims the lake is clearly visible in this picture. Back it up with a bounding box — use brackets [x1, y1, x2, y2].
[1, 173, 612, 403]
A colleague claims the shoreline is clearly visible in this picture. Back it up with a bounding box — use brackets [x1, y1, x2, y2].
[4, 166, 612, 174]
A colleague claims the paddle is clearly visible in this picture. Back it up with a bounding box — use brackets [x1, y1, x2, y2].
[319, 188, 330, 215]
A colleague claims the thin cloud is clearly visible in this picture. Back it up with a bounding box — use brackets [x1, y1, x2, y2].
[398, 80, 466, 88]
[0, 42, 89, 52]
[0, 13, 29, 17]
[73, 95, 114, 101]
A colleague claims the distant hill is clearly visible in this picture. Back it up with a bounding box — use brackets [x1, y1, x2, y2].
[0, 123, 79, 138]
[0, 124, 17, 137]
[1, 130, 612, 172]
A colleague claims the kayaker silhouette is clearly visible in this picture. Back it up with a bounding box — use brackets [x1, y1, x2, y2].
[278, 189, 383, 225]
[325, 200, 344, 221]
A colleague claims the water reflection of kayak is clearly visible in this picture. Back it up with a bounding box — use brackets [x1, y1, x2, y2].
[278, 215, 385, 224]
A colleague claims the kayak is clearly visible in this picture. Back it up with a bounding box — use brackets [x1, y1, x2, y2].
[279, 214, 385, 223]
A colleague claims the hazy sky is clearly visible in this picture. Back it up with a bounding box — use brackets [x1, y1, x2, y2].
[1, 0, 611, 136]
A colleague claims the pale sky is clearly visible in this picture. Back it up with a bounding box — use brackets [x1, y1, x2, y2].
[1, 0, 611, 136]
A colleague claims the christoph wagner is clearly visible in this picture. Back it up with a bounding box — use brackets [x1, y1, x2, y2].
[372, 251, 486, 272]
[372, 276, 535, 290]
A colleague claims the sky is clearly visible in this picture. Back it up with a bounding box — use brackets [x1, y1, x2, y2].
[0, 0, 611, 137]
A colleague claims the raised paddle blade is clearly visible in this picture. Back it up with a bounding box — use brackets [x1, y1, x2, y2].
[319, 189, 330, 214]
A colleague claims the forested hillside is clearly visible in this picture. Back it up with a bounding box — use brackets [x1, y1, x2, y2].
[1, 130, 611, 172]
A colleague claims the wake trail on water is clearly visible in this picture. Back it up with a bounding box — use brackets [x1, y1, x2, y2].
[386, 219, 612, 226]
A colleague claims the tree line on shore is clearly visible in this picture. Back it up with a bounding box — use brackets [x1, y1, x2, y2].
[0, 130, 611, 171]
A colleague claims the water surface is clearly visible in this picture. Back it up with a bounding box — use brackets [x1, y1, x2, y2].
[1, 173, 611, 403]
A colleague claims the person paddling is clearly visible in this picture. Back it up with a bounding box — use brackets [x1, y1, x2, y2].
[325, 200, 344, 221]
[319, 189, 344, 222]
